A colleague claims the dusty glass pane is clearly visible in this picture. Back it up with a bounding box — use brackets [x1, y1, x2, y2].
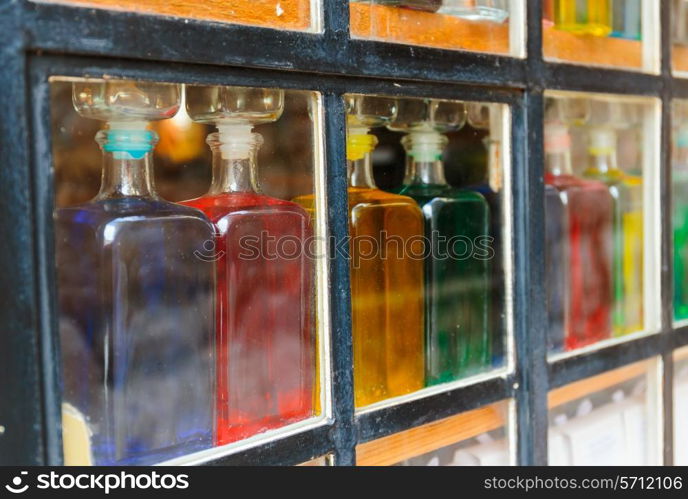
[317, 95, 510, 409]
[350, 0, 523, 56]
[52, 79, 326, 465]
[548, 360, 660, 465]
[543, 0, 657, 72]
[297, 454, 333, 465]
[544, 92, 659, 355]
[356, 400, 513, 465]
[674, 347, 688, 465]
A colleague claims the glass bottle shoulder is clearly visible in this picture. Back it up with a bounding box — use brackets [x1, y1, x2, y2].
[56, 197, 211, 229]
[400, 183, 488, 206]
[584, 167, 642, 188]
[181, 192, 310, 224]
[347, 186, 420, 209]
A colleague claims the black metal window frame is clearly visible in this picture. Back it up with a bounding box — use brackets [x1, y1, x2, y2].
[0, 0, 686, 466]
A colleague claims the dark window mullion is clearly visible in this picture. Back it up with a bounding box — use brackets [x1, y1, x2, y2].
[0, 4, 46, 466]
[322, 92, 357, 466]
[514, 90, 549, 466]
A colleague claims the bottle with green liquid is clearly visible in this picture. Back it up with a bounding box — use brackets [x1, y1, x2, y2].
[673, 120, 688, 321]
[389, 98, 491, 385]
[583, 125, 643, 336]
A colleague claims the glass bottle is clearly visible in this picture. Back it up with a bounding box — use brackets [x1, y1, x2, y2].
[389, 99, 491, 384]
[295, 95, 425, 407]
[182, 86, 315, 444]
[544, 123, 614, 350]
[466, 102, 505, 363]
[674, 121, 688, 321]
[583, 126, 643, 337]
[610, 0, 641, 40]
[553, 0, 612, 36]
[57, 81, 215, 465]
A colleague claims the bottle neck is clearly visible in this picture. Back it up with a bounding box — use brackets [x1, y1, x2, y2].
[347, 131, 378, 189]
[95, 128, 158, 200]
[207, 129, 262, 195]
[401, 131, 449, 186]
[544, 124, 573, 176]
[587, 127, 618, 175]
[545, 150, 573, 176]
[348, 154, 377, 189]
[588, 150, 617, 174]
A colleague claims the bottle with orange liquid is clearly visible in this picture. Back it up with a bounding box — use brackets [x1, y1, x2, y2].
[182, 85, 315, 444]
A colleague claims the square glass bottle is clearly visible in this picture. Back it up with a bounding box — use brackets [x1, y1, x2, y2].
[57, 81, 215, 465]
[182, 85, 316, 444]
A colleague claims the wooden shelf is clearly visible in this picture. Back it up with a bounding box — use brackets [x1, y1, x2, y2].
[674, 45, 688, 74]
[543, 24, 642, 70]
[349, 2, 509, 54]
[43, 0, 313, 31]
[674, 345, 688, 362]
[356, 403, 506, 466]
[548, 360, 651, 409]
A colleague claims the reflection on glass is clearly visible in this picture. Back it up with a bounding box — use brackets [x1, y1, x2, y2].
[548, 363, 657, 465]
[389, 99, 491, 384]
[674, 102, 688, 321]
[296, 95, 425, 408]
[183, 85, 316, 445]
[58, 81, 215, 465]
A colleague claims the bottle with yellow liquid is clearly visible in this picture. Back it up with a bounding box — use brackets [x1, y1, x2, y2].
[553, 0, 612, 36]
[583, 126, 643, 337]
[294, 95, 425, 408]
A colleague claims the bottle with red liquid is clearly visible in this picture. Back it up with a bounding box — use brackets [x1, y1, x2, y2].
[182, 85, 315, 444]
[544, 123, 613, 350]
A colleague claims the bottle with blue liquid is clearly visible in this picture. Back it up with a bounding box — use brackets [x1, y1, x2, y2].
[57, 81, 215, 465]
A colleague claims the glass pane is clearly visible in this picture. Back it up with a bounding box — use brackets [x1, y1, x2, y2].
[543, 0, 658, 72]
[323, 95, 510, 409]
[672, 0, 688, 75]
[349, 0, 524, 56]
[39, 0, 319, 32]
[544, 92, 659, 355]
[356, 400, 513, 465]
[673, 100, 688, 324]
[548, 359, 660, 465]
[674, 347, 688, 465]
[52, 79, 326, 465]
